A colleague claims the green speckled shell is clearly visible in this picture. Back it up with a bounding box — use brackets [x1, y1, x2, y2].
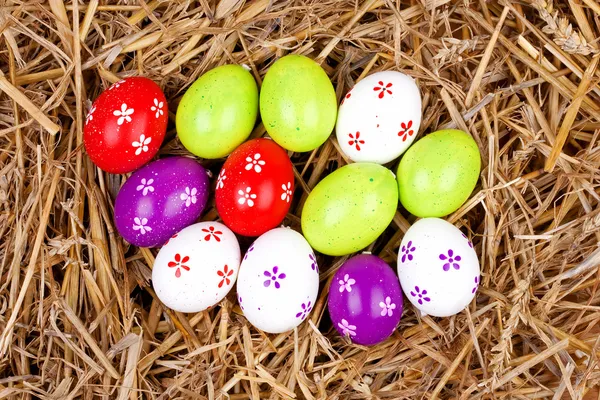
[397, 129, 481, 217]
[260, 55, 337, 152]
[301, 163, 398, 256]
[176, 65, 258, 159]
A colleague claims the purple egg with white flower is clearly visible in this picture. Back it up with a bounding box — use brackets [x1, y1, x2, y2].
[236, 227, 319, 333]
[114, 157, 210, 247]
[397, 218, 480, 317]
[328, 254, 403, 346]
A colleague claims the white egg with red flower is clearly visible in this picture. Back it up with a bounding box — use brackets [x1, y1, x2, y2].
[336, 71, 422, 164]
[397, 218, 479, 317]
[237, 227, 319, 333]
[152, 221, 241, 313]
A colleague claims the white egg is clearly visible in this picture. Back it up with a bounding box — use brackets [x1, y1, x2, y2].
[152, 221, 241, 313]
[237, 227, 319, 333]
[397, 218, 479, 317]
[336, 71, 422, 164]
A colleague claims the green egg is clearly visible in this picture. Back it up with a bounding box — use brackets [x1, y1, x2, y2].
[397, 129, 481, 217]
[260, 55, 337, 152]
[176, 64, 258, 159]
[301, 163, 398, 256]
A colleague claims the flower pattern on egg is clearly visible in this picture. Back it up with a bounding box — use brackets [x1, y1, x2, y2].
[180, 187, 198, 207]
[338, 274, 355, 293]
[168, 253, 190, 278]
[202, 226, 222, 242]
[132, 134, 152, 155]
[373, 81, 393, 98]
[217, 265, 234, 288]
[245, 153, 265, 173]
[348, 132, 364, 151]
[338, 319, 357, 337]
[295, 301, 312, 319]
[132, 217, 151, 234]
[151, 98, 164, 119]
[263, 266, 286, 289]
[439, 249, 461, 271]
[379, 296, 396, 317]
[136, 178, 154, 196]
[280, 182, 293, 202]
[238, 187, 257, 207]
[113, 103, 134, 125]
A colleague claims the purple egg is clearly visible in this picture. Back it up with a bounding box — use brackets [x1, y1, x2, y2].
[328, 254, 403, 345]
[114, 157, 209, 247]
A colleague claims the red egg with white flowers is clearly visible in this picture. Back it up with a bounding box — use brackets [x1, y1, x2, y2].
[83, 77, 168, 173]
[216, 138, 294, 236]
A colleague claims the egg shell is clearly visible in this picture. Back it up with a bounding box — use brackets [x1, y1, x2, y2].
[301, 163, 398, 256]
[152, 222, 241, 313]
[215, 138, 294, 237]
[260, 55, 337, 152]
[397, 129, 480, 217]
[336, 71, 422, 164]
[114, 157, 210, 248]
[397, 218, 479, 317]
[328, 254, 403, 345]
[237, 227, 319, 333]
[176, 65, 259, 159]
[84, 77, 168, 173]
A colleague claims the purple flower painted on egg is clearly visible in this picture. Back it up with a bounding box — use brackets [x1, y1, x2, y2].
[462, 232, 473, 248]
[238, 295, 244, 310]
[263, 266, 286, 288]
[400, 240, 416, 263]
[410, 286, 431, 305]
[295, 301, 312, 319]
[244, 243, 255, 261]
[309, 253, 318, 273]
[472, 276, 479, 294]
[439, 249, 461, 271]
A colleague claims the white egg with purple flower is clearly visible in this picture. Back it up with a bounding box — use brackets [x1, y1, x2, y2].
[397, 218, 479, 317]
[237, 227, 319, 333]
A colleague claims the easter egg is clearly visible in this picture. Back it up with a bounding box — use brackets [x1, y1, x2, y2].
[301, 163, 398, 256]
[215, 138, 294, 237]
[114, 157, 209, 248]
[336, 71, 422, 164]
[152, 222, 241, 312]
[237, 227, 319, 333]
[329, 254, 403, 345]
[260, 55, 337, 152]
[84, 77, 168, 173]
[176, 65, 259, 159]
[397, 218, 479, 317]
[397, 129, 480, 217]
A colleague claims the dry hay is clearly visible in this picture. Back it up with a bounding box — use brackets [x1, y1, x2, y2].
[1, 0, 600, 399]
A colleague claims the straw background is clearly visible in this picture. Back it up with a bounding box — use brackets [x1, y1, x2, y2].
[1, 0, 600, 398]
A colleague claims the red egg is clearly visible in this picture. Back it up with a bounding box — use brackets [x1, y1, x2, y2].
[83, 77, 168, 173]
[216, 138, 294, 236]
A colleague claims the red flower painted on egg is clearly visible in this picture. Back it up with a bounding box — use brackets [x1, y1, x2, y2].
[373, 81, 392, 98]
[398, 120, 414, 141]
[202, 226, 223, 242]
[348, 132, 365, 151]
[217, 265, 234, 288]
[168, 253, 190, 278]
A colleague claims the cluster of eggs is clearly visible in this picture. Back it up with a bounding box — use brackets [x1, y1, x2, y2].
[83, 54, 482, 345]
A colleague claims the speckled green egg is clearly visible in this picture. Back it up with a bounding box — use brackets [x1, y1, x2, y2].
[397, 129, 481, 217]
[260, 55, 337, 152]
[301, 163, 398, 256]
[176, 64, 258, 159]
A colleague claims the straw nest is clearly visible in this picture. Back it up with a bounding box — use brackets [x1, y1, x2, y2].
[1, 0, 600, 398]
